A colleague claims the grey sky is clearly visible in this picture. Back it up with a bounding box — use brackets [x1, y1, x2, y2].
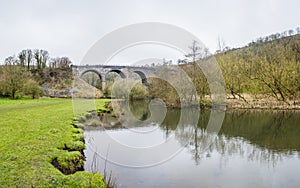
[0, 0, 299, 65]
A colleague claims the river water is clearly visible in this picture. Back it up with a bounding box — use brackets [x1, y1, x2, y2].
[84, 101, 300, 188]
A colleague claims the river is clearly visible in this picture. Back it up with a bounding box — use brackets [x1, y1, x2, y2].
[83, 101, 300, 188]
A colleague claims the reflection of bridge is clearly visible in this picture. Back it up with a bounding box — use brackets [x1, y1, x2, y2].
[71, 65, 156, 89]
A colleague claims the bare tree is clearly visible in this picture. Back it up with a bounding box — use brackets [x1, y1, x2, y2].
[26, 49, 33, 70]
[296, 27, 300, 34]
[217, 36, 226, 53]
[288, 29, 294, 36]
[58, 57, 72, 68]
[34, 49, 49, 71]
[184, 40, 210, 101]
[18, 49, 33, 70]
[18, 51, 26, 67]
[185, 40, 202, 63]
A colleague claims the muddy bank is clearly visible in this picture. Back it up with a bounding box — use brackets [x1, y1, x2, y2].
[101, 96, 300, 111]
[225, 94, 300, 110]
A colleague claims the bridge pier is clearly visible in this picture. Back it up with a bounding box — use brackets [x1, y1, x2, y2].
[101, 81, 106, 91]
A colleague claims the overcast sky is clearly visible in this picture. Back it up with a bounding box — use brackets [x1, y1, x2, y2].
[0, 0, 299, 65]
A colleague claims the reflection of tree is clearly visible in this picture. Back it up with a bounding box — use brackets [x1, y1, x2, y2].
[129, 100, 151, 121]
[160, 109, 180, 139]
[193, 127, 200, 164]
[173, 109, 300, 165]
[163, 108, 211, 165]
[220, 110, 300, 151]
[174, 123, 292, 166]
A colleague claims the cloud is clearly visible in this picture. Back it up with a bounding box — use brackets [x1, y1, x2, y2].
[0, 0, 299, 64]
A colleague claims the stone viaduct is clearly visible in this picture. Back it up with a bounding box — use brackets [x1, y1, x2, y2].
[71, 65, 156, 89]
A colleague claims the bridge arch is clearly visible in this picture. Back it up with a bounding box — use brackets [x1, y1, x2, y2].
[80, 70, 101, 79]
[107, 70, 126, 78]
[133, 71, 147, 84]
[80, 70, 103, 90]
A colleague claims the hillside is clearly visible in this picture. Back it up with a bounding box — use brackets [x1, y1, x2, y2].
[215, 34, 300, 107]
[148, 33, 300, 108]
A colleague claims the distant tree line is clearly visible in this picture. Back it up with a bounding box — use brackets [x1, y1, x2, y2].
[215, 26, 300, 54]
[248, 27, 300, 46]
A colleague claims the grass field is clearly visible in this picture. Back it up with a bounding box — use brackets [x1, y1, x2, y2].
[0, 98, 110, 187]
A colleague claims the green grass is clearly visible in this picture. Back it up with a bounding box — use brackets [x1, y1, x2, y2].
[0, 98, 110, 187]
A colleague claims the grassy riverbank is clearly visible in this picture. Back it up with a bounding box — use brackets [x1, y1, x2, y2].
[0, 98, 109, 187]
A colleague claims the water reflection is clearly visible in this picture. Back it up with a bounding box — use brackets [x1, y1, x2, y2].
[84, 101, 300, 187]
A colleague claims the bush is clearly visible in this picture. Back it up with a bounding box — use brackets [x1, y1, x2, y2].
[129, 83, 149, 99]
[23, 79, 44, 99]
[110, 78, 149, 99]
